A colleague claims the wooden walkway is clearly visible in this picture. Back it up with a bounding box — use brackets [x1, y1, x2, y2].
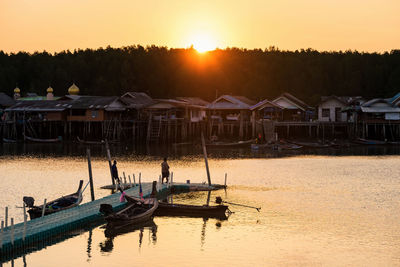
[0, 182, 220, 259]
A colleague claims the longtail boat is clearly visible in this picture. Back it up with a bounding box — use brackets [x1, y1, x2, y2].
[206, 139, 255, 148]
[24, 135, 62, 143]
[100, 195, 158, 228]
[77, 136, 105, 145]
[23, 180, 84, 220]
[154, 201, 229, 219]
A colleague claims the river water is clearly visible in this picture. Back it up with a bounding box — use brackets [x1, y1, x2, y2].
[0, 143, 400, 266]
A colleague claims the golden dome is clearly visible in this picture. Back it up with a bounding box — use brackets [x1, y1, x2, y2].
[47, 86, 53, 93]
[68, 83, 79, 95]
[14, 87, 20, 93]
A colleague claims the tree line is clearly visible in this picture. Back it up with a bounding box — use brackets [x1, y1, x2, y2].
[0, 46, 399, 105]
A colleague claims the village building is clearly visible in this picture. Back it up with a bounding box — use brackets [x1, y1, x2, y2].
[318, 96, 364, 122]
[207, 95, 256, 139]
[272, 92, 314, 121]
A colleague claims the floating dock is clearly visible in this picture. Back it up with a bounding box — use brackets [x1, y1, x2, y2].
[0, 182, 223, 260]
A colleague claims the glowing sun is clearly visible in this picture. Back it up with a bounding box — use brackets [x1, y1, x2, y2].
[190, 33, 217, 53]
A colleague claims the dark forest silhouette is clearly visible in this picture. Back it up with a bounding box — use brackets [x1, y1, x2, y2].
[0, 46, 399, 105]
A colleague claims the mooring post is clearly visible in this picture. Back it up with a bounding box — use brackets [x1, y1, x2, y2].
[41, 199, 47, 217]
[123, 172, 127, 185]
[86, 148, 95, 201]
[23, 202, 27, 241]
[224, 173, 227, 187]
[171, 172, 174, 186]
[133, 174, 136, 187]
[119, 177, 124, 190]
[201, 131, 212, 186]
[105, 140, 115, 187]
[0, 221, 3, 250]
[5, 207, 8, 227]
[139, 172, 142, 185]
[128, 175, 132, 187]
[159, 175, 162, 191]
[11, 218, 14, 246]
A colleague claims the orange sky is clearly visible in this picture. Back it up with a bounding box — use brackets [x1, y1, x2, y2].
[0, 0, 399, 53]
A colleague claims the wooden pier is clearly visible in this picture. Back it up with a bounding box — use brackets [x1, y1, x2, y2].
[0, 182, 222, 259]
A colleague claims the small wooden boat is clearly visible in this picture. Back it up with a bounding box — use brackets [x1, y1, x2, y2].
[352, 138, 387, 145]
[77, 136, 105, 145]
[24, 135, 62, 143]
[154, 201, 229, 220]
[286, 140, 331, 148]
[206, 139, 255, 148]
[23, 180, 84, 220]
[100, 195, 158, 228]
[2, 138, 17, 143]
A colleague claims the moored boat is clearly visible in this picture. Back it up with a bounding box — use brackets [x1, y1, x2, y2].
[100, 195, 158, 228]
[77, 136, 105, 145]
[206, 139, 255, 148]
[352, 138, 387, 145]
[154, 201, 229, 219]
[24, 134, 62, 143]
[23, 180, 84, 219]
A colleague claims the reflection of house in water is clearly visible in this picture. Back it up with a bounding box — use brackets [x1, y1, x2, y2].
[207, 95, 256, 139]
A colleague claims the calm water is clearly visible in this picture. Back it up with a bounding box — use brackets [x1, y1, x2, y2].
[1, 144, 400, 266]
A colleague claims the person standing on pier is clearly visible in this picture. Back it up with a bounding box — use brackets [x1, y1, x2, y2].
[161, 157, 170, 184]
[111, 160, 120, 184]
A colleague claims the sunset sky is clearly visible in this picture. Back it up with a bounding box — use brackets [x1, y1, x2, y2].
[0, 0, 399, 53]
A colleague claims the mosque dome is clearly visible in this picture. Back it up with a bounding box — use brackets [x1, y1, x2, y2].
[47, 86, 54, 93]
[14, 87, 20, 93]
[68, 83, 79, 95]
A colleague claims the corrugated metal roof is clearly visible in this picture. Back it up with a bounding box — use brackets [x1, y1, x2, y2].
[6, 100, 67, 112]
[120, 92, 155, 109]
[0, 93, 15, 107]
[361, 107, 400, 113]
[250, 99, 284, 111]
[273, 92, 312, 111]
[175, 97, 209, 107]
[208, 95, 256, 110]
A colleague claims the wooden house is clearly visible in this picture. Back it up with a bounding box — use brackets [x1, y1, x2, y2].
[207, 95, 256, 139]
[120, 92, 155, 120]
[272, 93, 313, 121]
[318, 96, 364, 122]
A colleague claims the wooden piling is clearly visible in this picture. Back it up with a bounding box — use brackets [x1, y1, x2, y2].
[105, 140, 115, 186]
[133, 174, 136, 187]
[5, 207, 8, 227]
[201, 132, 212, 186]
[123, 172, 127, 185]
[41, 199, 47, 217]
[224, 173, 227, 187]
[0, 221, 3, 250]
[11, 218, 14, 246]
[23, 203, 27, 241]
[87, 149, 95, 201]
[128, 175, 132, 186]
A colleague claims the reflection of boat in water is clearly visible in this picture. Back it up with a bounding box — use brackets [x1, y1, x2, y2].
[24, 134, 62, 143]
[154, 201, 229, 220]
[104, 219, 157, 238]
[100, 195, 158, 229]
[23, 180, 83, 219]
[352, 138, 387, 145]
[206, 139, 254, 148]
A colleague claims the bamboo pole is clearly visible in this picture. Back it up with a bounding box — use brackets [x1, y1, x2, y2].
[128, 175, 132, 187]
[123, 172, 127, 185]
[87, 149, 95, 201]
[201, 132, 212, 186]
[224, 173, 227, 187]
[41, 199, 47, 217]
[105, 140, 115, 186]
[133, 174, 136, 187]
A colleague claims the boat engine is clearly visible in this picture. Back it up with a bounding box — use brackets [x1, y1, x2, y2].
[99, 204, 114, 215]
[23, 196, 35, 207]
